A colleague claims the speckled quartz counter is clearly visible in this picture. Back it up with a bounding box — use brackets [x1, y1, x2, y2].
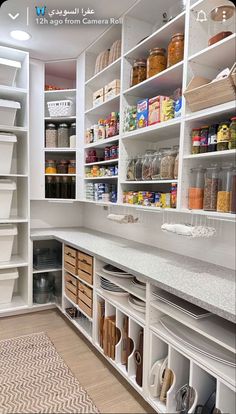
[31, 227, 236, 323]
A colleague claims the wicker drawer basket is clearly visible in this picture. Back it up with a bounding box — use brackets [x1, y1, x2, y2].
[184, 63, 236, 112]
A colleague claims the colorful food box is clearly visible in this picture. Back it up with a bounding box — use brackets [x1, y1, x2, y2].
[137, 98, 148, 128]
[160, 97, 175, 122]
[148, 96, 161, 126]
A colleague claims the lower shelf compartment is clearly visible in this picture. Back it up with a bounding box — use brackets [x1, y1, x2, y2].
[0, 295, 28, 314]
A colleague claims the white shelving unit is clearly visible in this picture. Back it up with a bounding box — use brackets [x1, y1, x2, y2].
[0, 45, 30, 315]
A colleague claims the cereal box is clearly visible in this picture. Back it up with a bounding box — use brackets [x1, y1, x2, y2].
[148, 96, 161, 126]
[137, 98, 148, 128]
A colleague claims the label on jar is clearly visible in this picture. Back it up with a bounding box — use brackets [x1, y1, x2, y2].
[208, 133, 217, 145]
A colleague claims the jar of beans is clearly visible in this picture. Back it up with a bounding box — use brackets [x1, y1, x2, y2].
[45, 123, 57, 148]
[203, 165, 220, 211]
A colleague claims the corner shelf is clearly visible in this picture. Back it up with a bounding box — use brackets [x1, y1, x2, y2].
[85, 95, 120, 116]
[85, 136, 119, 149]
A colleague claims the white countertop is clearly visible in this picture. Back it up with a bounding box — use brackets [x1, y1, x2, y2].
[31, 227, 236, 323]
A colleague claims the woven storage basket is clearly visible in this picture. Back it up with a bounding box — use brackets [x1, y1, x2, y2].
[184, 63, 236, 112]
[47, 99, 74, 117]
[108, 39, 121, 65]
[94, 49, 110, 75]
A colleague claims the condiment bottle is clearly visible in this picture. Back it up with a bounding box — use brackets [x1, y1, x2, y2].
[229, 117, 236, 149]
[208, 124, 218, 152]
[217, 164, 232, 213]
[200, 126, 209, 153]
[203, 164, 220, 211]
[188, 167, 205, 210]
[191, 128, 201, 154]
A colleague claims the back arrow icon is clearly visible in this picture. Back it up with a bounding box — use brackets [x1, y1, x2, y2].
[8, 12, 20, 20]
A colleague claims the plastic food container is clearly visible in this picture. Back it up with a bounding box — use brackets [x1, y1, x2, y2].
[0, 225, 18, 262]
[0, 133, 17, 174]
[0, 268, 19, 304]
[0, 179, 16, 219]
[0, 99, 21, 126]
[0, 57, 21, 86]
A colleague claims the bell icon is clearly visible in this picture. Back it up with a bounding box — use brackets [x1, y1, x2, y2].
[196, 10, 207, 22]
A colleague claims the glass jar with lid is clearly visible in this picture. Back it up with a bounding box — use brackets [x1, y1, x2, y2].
[68, 160, 76, 174]
[208, 4, 235, 46]
[151, 151, 162, 180]
[58, 123, 69, 148]
[45, 176, 56, 198]
[45, 123, 57, 148]
[126, 158, 136, 181]
[57, 160, 68, 174]
[217, 121, 230, 151]
[203, 164, 220, 211]
[134, 156, 143, 181]
[167, 33, 184, 67]
[45, 160, 57, 174]
[147, 48, 167, 78]
[200, 126, 209, 153]
[131, 59, 147, 87]
[160, 148, 175, 179]
[229, 117, 236, 149]
[142, 150, 155, 180]
[69, 123, 76, 148]
[191, 128, 201, 154]
[217, 164, 233, 213]
[188, 167, 205, 210]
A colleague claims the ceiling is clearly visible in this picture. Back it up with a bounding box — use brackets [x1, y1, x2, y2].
[0, 0, 137, 61]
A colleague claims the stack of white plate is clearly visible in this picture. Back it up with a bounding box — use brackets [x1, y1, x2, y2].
[102, 264, 133, 278]
[128, 294, 146, 313]
[132, 277, 146, 290]
[100, 277, 129, 296]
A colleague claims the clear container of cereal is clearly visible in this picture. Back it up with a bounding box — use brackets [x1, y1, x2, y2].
[203, 164, 220, 211]
[134, 156, 143, 181]
[188, 166, 205, 210]
[126, 158, 136, 181]
[151, 152, 162, 180]
[142, 150, 155, 180]
[160, 148, 175, 179]
[217, 164, 233, 213]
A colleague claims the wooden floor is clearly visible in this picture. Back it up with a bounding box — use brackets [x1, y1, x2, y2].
[0, 309, 154, 414]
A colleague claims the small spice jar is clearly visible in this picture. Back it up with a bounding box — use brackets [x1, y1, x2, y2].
[191, 128, 201, 154]
[147, 48, 167, 78]
[203, 165, 220, 211]
[167, 33, 184, 67]
[68, 160, 76, 174]
[188, 167, 205, 210]
[160, 148, 175, 179]
[217, 164, 232, 213]
[131, 59, 147, 87]
[57, 160, 68, 174]
[45, 123, 57, 148]
[45, 160, 57, 174]
[217, 121, 230, 151]
[199, 126, 209, 153]
[58, 123, 69, 148]
[229, 117, 236, 149]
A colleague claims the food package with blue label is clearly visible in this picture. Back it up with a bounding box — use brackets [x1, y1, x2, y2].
[137, 98, 149, 129]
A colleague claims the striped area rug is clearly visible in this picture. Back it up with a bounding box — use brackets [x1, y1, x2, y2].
[0, 332, 99, 414]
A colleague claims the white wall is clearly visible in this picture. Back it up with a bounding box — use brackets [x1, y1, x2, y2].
[30, 201, 83, 229]
[82, 204, 236, 270]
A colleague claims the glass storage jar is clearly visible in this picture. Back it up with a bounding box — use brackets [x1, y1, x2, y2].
[217, 164, 233, 213]
[173, 145, 179, 179]
[61, 176, 70, 198]
[208, 124, 218, 152]
[217, 121, 230, 151]
[188, 167, 205, 210]
[68, 160, 76, 174]
[142, 150, 155, 180]
[203, 165, 220, 211]
[191, 128, 201, 154]
[229, 117, 236, 149]
[71, 177, 76, 199]
[55, 176, 61, 199]
[126, 158, 136, 181]
[147, 48, 167, 78]
[167, 33, 184, 67]
[160, 148, 175, 179]
[45, 160, 57, 174]
[230, 167, 236, 213]
[151, 152, 162, 180]
[200, 126, 209, 153]
[208, 4, 235, 46]
[131, 59, 147, 86]
[45, 123, 57, 148]
[134, 156, 143, 181]
[57, 160, 68, 174]
[58, 123, 69, 147]
[69, 123, 76, 148]
[45, 176, 56, 198]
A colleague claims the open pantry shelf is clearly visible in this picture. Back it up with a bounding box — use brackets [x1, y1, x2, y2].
[184, 150, 236, 160]
[62, 309, 93, 341]
[122, 118, 181, 141]
[0, 296, 28, 314]
[85, 57, 121, 88]
[33, 267, 62, 274]
[85, 95, 120, 116]
[121, 180, 178, 185]
[44, 148, 76, 152]
[84, 159, 119, 166]
[85, 136, 119, 149]
[44, 116, 76, 122]
[0, 86, 28, 99]
[64, 293, 93, 322]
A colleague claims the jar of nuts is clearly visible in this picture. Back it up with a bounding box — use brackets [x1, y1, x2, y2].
[203, 165, 220, 211]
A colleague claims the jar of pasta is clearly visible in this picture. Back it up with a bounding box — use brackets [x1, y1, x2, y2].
[131, 59, 147, 86]
[188, 167, 205, 210]
[147, 48, 167, 78]
[160, 148, 175, 179]
[167, 33, 184, 67]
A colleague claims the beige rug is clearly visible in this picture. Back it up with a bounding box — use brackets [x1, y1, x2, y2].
[0, 332, 99, 414]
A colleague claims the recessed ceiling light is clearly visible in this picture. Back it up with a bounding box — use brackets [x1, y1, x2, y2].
[10, 30, 31, 41]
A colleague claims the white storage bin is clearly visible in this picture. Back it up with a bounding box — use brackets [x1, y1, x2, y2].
[0, 57, 21, 87]
[0, 224, 18, 262]
[0, 99, 21, 126]
[0, 268, 19, 304]
[47, 99, 74, 117]
[0, 179, 16, 219]
[0, 133, 17, 174]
